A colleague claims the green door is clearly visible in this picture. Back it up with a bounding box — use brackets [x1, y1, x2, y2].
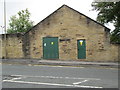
[77, 39, 86, 59]
[43, 37, 59, 59]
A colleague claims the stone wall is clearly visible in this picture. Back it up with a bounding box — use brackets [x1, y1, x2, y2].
[109, 44, 120, 62]
[1, 34, 24, 59]
[0, 5, 119, 62]
[118, 44, 120, 61]
[22, 5, 119, 62]
[0, 35, 2, 59]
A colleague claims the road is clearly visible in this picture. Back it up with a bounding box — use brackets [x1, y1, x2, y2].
[2, 64, 119, 88]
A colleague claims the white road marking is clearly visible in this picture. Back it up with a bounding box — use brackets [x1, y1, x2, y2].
[3, 80, 103, 88]
[73, 80, 88, 85]
[11, 75, 23, 77]
[10, 77, 22, 81]
[3, 74, 102, 88]
[3, 77, 22, 82]
[11, 75, 100, 80]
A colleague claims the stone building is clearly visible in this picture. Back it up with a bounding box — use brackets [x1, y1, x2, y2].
[0, 5, 120, 62]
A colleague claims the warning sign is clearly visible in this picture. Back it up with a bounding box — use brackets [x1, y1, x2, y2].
[80, 40, 83, 46]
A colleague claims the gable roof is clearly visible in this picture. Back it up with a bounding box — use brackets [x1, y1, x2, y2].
[24, 4, 110, 35]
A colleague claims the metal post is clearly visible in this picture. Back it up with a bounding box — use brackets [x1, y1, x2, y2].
[4, 0, 7, 59]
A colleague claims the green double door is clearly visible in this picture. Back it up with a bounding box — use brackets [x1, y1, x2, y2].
[43, 37, 59, 59]
[77, 39, 86, 59]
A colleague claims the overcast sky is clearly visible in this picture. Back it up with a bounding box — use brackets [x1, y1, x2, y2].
[0, 0, 114, 34]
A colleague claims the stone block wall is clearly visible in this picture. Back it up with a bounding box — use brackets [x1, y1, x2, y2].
[0, 35, 2, 59]
[23, 5, 119, 62]
[1, 34, 24, 59]
[109, 44, 120, 62]
[0, 5, 119, 62]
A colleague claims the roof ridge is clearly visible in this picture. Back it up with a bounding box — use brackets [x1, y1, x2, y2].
[24, 4, 110, 35]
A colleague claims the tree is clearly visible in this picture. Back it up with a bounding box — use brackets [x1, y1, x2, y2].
[7, 9, 34, 34]
[92, 2, 120, 43]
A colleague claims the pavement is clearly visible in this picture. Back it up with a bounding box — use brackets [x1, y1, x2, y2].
[1, 59, 119, 68]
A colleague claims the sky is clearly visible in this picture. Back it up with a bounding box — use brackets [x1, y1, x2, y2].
[0, 0, 114, 34]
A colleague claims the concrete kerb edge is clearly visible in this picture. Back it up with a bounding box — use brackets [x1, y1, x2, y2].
[2, 60, 118, 68]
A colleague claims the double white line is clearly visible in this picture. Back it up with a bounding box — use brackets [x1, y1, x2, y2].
[73, 80, 88, 85]
[3, 80, 103, 88]
[3, 74, 103, 88]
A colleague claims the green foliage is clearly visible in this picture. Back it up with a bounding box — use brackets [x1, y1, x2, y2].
[92, 2, 120, 43]
[7, 9, 34, 34]
[110, 27, 120, 43]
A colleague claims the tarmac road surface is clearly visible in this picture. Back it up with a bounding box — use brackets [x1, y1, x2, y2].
[2, 64, 119, 88]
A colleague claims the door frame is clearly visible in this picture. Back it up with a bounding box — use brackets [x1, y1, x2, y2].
[43, 37, 59, 59]
[77, 39, 86, 59]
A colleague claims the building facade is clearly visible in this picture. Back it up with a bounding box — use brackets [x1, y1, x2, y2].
[0, 5, 120, 62]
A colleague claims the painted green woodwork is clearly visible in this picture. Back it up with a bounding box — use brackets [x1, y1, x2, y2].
[43, 37, 59, 59]
[77, 39, 86, 59]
